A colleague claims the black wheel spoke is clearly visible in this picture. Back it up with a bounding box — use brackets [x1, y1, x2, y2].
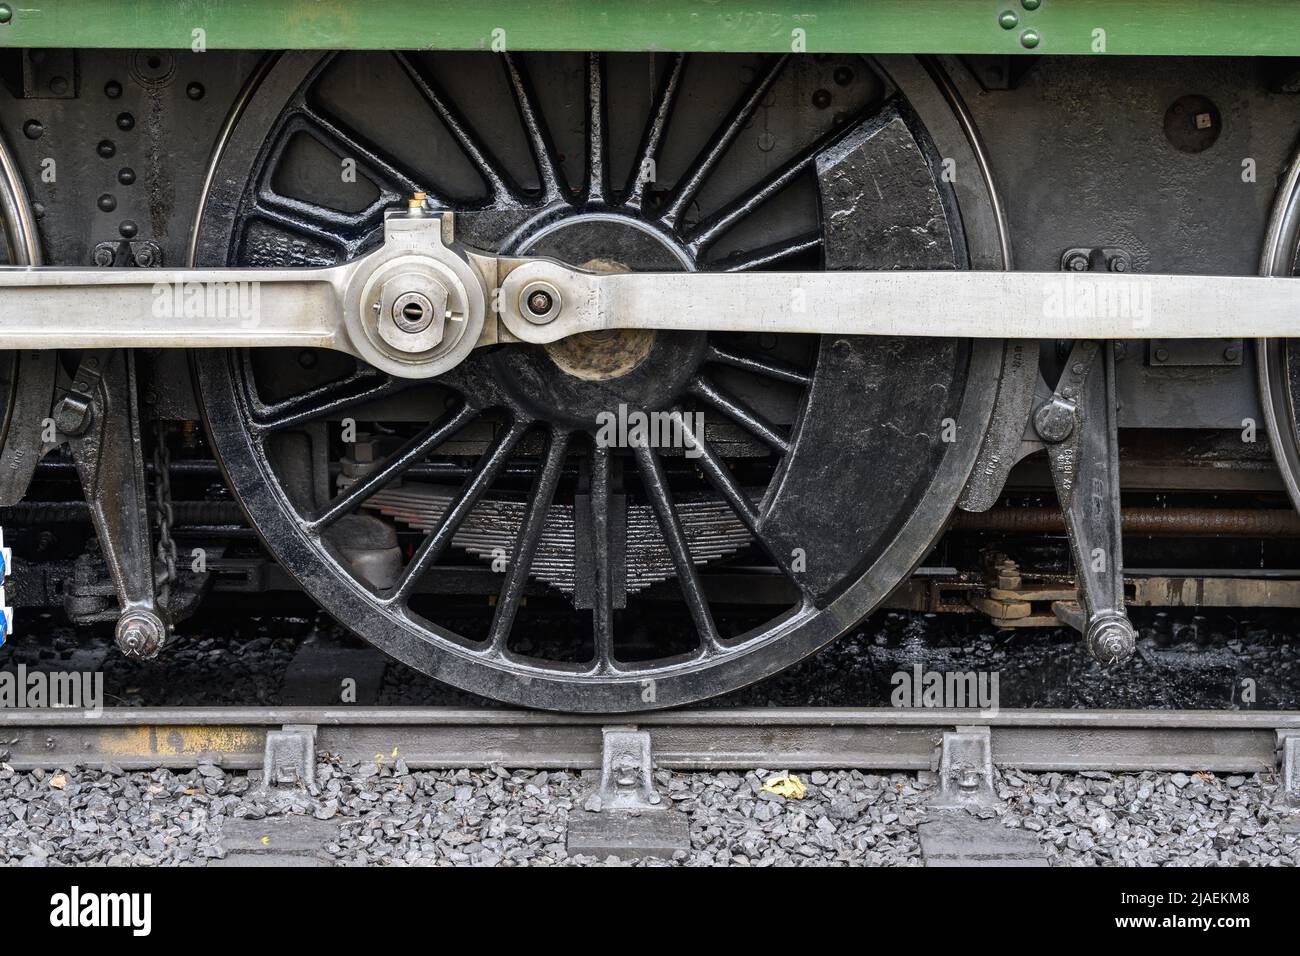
[293, 102, 427, 200]
[689, 375, 791, 453]
[585, 53, 610, 205]
[501, 53, 569, 203]
[588, 444, 616, 671]
[668, 408, 759, 533]
[246, 199, 353, 254]
[671, 407, 810, 594]
[658, 54, 789, 231]
[624, 53, 685, 212]
[706, 342, 812, 387]
[249, 366, 411, 434]
[307, 405, 479, 532]
[389, 418, 530, 605]
[393, 53, 517, 203]
[634, 441, 722, 654]
[487, 428, 570, 653]
[684, 120, 860, 255]
[716, 231, 823, 273]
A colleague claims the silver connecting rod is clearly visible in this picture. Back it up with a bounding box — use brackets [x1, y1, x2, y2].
[0, 264, 345, 350]
[497, 259, 1300, 343]
[0, 209, 1294, 379]
[0, 211, 497, 379]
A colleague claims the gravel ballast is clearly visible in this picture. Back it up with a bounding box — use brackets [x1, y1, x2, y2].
[2, 759, 1297, 866]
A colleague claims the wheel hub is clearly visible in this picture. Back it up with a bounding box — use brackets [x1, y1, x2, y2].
[544, 327, 658, 382]
[497, 210, 702, 420]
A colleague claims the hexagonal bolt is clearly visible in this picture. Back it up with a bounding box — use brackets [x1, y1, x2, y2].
[349, 437, 381, 464]
[1063, 251, 1090, 272]
[115, 608, 167, 660]
[995, 558, 1022, 591]
[1085, 615, 1136, 665]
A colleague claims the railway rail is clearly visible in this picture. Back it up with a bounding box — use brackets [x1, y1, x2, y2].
[3, 707, 1298, 784]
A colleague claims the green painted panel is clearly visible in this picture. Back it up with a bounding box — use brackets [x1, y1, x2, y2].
[0, 1, 1296, 56]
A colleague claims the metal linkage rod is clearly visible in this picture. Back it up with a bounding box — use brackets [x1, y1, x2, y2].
[0, 208, 1296, 379]
[498, 259, 1300, 343]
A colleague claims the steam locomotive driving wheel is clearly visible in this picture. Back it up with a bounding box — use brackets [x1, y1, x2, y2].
[193, 50, 1007, 711]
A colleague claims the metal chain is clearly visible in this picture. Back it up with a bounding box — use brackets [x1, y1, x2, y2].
[152, 423, 177, 611]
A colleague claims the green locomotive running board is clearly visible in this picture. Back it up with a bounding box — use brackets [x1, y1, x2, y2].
[1, 0, 1299, 56]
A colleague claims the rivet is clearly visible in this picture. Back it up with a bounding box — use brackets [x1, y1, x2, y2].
[1022, 0, 1041, 9]
[0, 4, 13, 24]
[1021, 29, 1041, 49]
[999, 10, 1019, 29]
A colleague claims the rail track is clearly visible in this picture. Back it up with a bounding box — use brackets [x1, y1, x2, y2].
[3, 707, 1298, 784]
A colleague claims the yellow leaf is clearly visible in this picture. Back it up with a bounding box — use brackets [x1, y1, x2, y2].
[761, 773, 806, 799]
[49, 773, 66, 790]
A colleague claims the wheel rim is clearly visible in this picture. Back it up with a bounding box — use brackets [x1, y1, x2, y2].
[1258, 140, 1300, 508]
[0, 128, 53, 507]
[193, 51, 1006, 711]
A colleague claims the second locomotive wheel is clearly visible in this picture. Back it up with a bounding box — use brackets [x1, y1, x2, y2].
[193, 51, 1007, 711]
